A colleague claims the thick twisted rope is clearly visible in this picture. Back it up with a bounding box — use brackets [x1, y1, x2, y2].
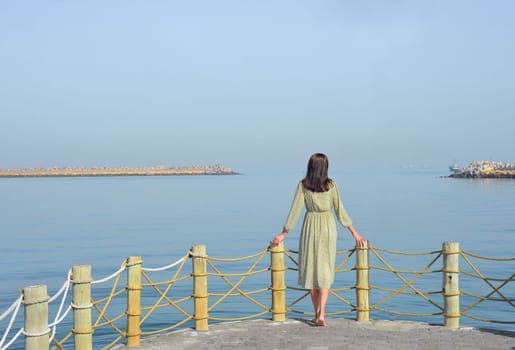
[48, 270, 72, 343]
[0, 295, 22, 323]
[460, 270, 515, 282]
[461, 289, 515, 303]
[141, 316, 194, 336]
[91, 262, 127, 285]
[461, 250, 515, 261]
[371, 246, 442, 256]
[142, 255, 188, 272]
[195, 248, 268, 262]
[0, 295, 23, 350]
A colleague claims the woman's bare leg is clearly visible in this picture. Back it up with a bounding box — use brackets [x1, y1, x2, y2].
[310, 289, 319, 321]
[317, 288, 329, 324]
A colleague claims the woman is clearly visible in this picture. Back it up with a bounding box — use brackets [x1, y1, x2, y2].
[271, 153, 366, 326]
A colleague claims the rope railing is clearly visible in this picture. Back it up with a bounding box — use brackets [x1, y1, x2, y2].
[368, 245, 444, 319]
[1, 241, 514, 350]
[203, 249, 270, 321]
[0, 296, 23, 350]
[458, 249, 515, 325]
[48, 261, 130, 350]
[461, 249, 515, 261]
[91, 263, 127, 285]
[1, 271, 76, 350]
[371, 246, 442, 256]
[138, 252, 192, 337]
[335, 249, 355, 273]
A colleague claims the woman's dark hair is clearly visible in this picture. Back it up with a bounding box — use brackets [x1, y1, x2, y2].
[301, 153, 332, 192]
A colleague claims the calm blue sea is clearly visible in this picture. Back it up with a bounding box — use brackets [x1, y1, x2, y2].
[1, 169, 514, 348]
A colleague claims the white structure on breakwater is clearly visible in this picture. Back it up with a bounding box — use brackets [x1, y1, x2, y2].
[449, 160, 515, 178]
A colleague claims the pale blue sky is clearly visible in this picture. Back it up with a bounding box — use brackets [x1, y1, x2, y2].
[1, 1, 514, 172]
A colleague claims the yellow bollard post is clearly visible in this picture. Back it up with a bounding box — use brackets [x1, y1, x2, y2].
[126, 256, 142, 346]
[442, 242, 460, 328]
[72, 265, 93, 350]
[192, 245, 208, 331]
[23, 285, 49, 350]
[270, 242, 286, 321]
[355, 240, 370, 322]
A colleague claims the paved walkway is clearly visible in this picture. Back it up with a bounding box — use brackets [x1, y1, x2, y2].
[113, 318, 515, 350]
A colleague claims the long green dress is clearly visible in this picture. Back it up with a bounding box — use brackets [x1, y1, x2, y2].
[283, 181, 352, 289]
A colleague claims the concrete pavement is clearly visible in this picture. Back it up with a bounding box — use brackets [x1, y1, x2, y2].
[112, 318, 515, 350]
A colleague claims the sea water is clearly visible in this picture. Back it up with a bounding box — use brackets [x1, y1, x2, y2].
[1, 169, 514, 348]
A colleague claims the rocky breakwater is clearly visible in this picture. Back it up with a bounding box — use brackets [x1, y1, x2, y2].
[449, 160, 515, 178]
[0, 164, 238, 177]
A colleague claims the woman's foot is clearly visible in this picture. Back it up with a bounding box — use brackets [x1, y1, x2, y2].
[316, 319, 326, 327]
[310, 312, 319, 325]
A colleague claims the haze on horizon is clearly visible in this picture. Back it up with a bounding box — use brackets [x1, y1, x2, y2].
[1, 1, 514, 173]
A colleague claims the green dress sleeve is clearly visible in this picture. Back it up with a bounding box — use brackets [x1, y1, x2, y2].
[283, 182, 305, 232]
[332, 181, 353, 228]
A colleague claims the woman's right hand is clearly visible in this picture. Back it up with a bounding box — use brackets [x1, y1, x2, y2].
[270, 231, 287, 246]
[348, 225, 366, 247]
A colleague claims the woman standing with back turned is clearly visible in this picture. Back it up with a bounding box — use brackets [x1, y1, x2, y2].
[271, 153, 366, 326]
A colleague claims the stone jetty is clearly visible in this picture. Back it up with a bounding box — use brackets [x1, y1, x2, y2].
[112, 318, 515, 350]
[449, 160, 515, 178]
[0, 164, 237, 177]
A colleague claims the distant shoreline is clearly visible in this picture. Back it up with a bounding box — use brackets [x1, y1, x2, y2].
[0, 165, 239, 178]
